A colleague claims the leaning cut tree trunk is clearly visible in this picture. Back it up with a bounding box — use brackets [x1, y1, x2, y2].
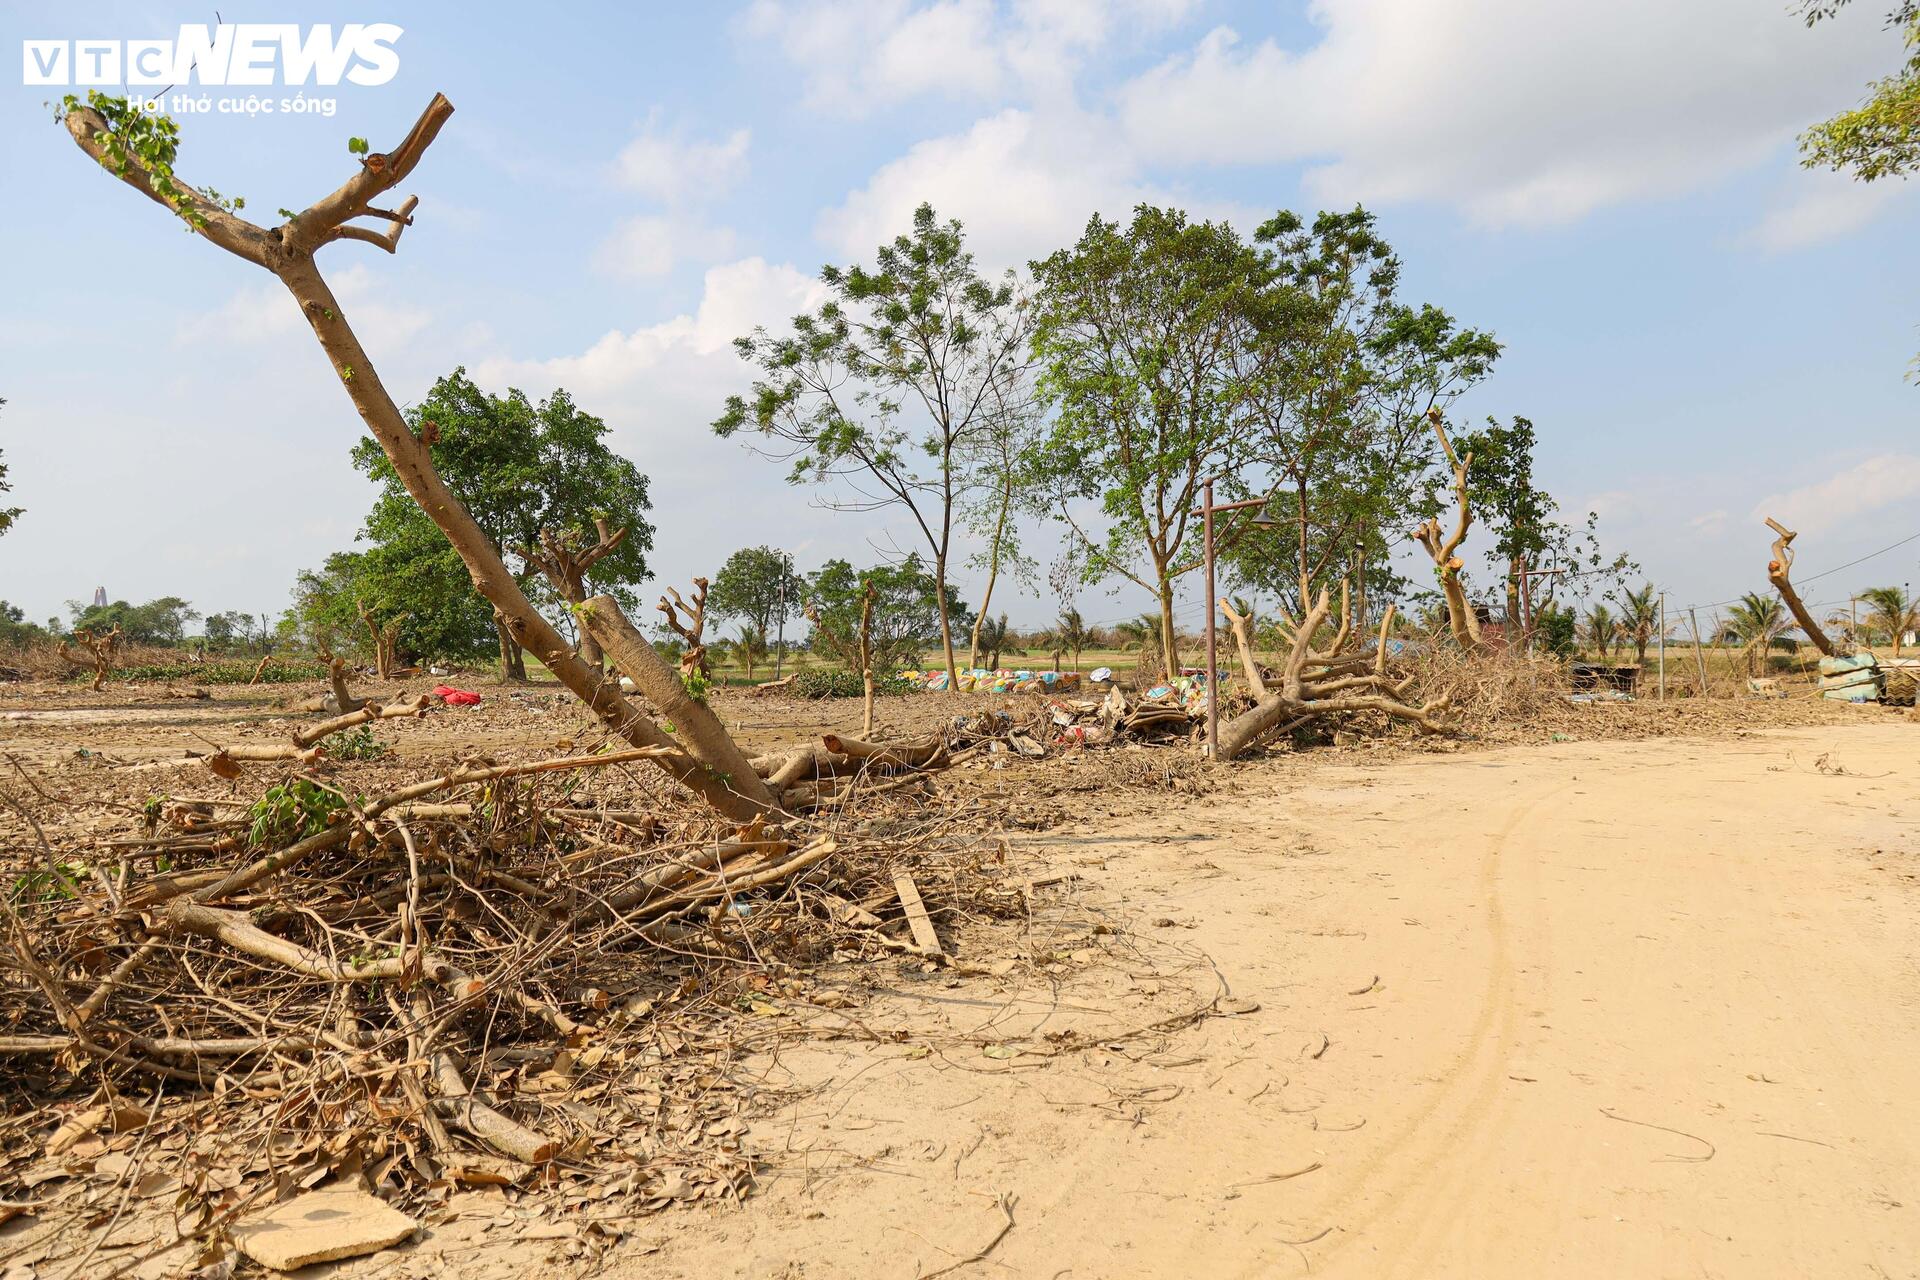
[1215, 586, 1453, 760]
[61, 92, 772, 822]
[1764, 517, 1836, 657]
[578, 596, 777, 813]
[1411, 411, 1483, 651]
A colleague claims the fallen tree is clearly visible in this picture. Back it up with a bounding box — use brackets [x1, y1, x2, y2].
[59, 91, 778, 821]
[1764, 516, 1836, 657]
[1215, 585, 1454, 759]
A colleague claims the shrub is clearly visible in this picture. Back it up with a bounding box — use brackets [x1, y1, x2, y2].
[791, 669, 915, 699]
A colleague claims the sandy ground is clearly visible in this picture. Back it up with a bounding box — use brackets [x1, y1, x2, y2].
[601, 722, 1920, 1280]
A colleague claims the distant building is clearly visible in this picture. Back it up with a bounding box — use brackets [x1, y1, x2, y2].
[91, 586, 106, 608]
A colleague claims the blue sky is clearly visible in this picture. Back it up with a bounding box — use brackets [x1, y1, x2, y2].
[3, 0, 1917, 639]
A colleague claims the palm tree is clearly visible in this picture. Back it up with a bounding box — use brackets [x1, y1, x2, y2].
[1726, 592, 1788, 674]
[726, 624, 768, 681]
[977, 613, 1010, 670]
[1113, 614, 1157, 652]
[1584, 603, 1617, 659]
[1618, 583, 1658, 667]
[1858, 586, 1917, 655]
[1054, 607, 1091, 670]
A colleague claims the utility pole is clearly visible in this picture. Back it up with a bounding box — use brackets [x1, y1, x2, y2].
[1657, 592, 1666, 701]
[1193, 481, 1274, 759]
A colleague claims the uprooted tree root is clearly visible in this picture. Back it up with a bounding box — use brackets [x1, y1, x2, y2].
[0, 708, 1000, 1261]
[1214, 583, 1454, 759]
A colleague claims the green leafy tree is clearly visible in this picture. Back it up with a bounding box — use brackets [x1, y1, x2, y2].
[723, 623, 770, 681]
[1536, 601, 1578, 659]
[350, 369, 654, 678]
[1450, 415, 1637, 625]
[0, 601, 52, 648]
[69, 596, 198, 646]
[1225, 209, 1500, 622]
[804, 555, 971, 672]
[1027, 206, 1263, 679]
[708, 546, 805, 647]
[1858, 584, 1917, 652]
[717, 203, 1030, 692]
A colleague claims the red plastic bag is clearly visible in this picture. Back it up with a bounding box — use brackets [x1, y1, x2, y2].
[432, 684, 483, 707]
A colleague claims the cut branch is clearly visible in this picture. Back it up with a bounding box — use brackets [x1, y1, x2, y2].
[1764, 517, 1836, 657]
[1410, 411, 1483, 651]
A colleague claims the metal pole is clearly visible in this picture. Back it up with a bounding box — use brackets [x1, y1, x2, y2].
[1204, 478, 1219, 759]
[1657, 592, 1666, 701]
[1688, 607, 1710, 696]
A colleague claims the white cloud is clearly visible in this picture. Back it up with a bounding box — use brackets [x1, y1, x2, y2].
[818, 106, 1247, 268]
[1742, 169, 1909, 252]
[614, 117, 751, 204]
[1752, 454, 1920, 535]
[476, 257, 829, 440]
[595, 215, 739, 279]
[174, 264, 430, 352]
[739, 0, 1199, 116]
[1117, 0, 1890, 226]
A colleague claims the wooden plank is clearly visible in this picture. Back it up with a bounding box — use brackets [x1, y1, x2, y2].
[893, 873, 943, 957]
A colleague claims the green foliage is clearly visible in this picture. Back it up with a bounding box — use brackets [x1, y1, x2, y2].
[791, 668, 915, 699]
[1615, 582, 1660, 661]
[247, 779, 346, 848]
[69, 596, 199, 646]
[110, 659, 326, 684]
[1857, 585, 1917, 646]
[1451, 415, 1636, 615]
[0, 399, 19, 539]
[339, 368, 655, 670]
[0, 600, 52, 648]
[323, 725, 389, 761]
[805, 555, 970, 670]
[681, 668, 712, 704]
[1725, 593, 1790, 668]
[347, 136, 371, 156]
[1536, 602, 1578, 659]
[709, 546, 804, 637]
[1026, 206, 1263, 675]
[716, 203, 1029, 674]
[1225, 209, 1500, 617]
[57, 92, 241, 229]
[1799, 3, 1920, 181]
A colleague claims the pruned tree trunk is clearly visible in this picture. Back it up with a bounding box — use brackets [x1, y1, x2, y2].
[1156, 577, 1180, 682]
[1216, 587, 1452, 760]
[577, 596, 776, 813]
[932, 557, 960, 693]
[858, 578, 876, 736]
[519, 517, 628, 673]
[658, 577, 711, 679]
[58, 625, 119, 692]
[1764, 517, 1836, 657]
[61, 92, 773, 821]
[1411, 411, 1483, 651]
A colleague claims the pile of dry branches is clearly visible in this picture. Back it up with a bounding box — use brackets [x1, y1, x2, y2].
[0, 691, 989, 1256]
